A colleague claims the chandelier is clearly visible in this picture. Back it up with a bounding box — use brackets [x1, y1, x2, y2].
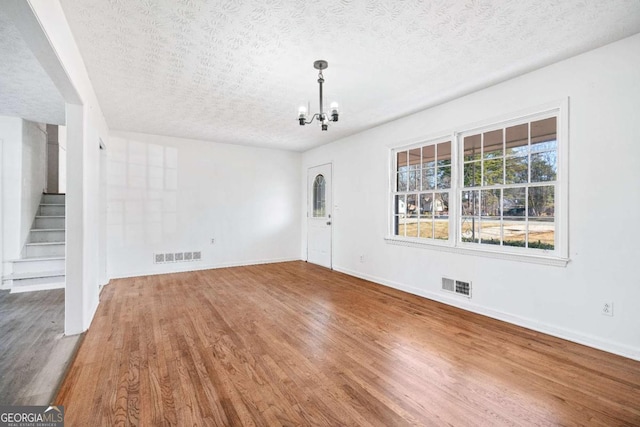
[298, 60, 339, 131]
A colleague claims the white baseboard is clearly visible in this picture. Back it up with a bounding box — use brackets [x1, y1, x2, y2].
[333, 265, 640, 362]
[109, 257, 302, 280]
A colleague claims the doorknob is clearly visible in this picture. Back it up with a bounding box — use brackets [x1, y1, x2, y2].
[326, 221, 332, 225]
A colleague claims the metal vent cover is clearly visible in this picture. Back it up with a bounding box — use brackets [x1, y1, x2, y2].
[442, 277, 472, 298]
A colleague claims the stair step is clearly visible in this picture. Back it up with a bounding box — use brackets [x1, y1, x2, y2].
[25, 242, 65, 258]
[42, 194, 65, 204]
[3, 270, 65, 281]
[10, 280, 65, 293]
[34, 216, 65, 229]
[39, 204, 66, 215]
[28, 229, 65, 243]
[11, 257, 65, 274]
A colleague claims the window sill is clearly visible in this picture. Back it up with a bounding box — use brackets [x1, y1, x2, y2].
[384, 236, 569, 267]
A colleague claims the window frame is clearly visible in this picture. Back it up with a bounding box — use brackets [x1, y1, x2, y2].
[386, 100, 569, 266]
[390, 136, 454, 245]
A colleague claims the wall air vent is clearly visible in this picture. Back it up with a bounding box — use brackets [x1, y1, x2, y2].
[154, 251, 202, 264]
[442, 277, 472, 298]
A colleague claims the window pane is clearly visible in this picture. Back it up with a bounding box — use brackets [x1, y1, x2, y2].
[461, 190, 479, 216]
[419, 193, 433, 216]
[530, 151, 557, 182]
[464, 161, 481, 187]
[437, 141, 452, 166]
[437, 165, 451, 189]
[503, 187, 526, 217]
[395, 194, 406, 216]
[503, 219, 526, 248]
[405, 193, 419, 237]
[531, 117, 557, 152]
[409, 148, 421, 170]
[483, 158, 503, 186]
[312, 174, 325, 217]
[407, 194, 418, 217]
[529, 219, 555, 249]
[505, 155, 528, 184]
[397, 151, 408, 172]
[483, 129, 503, 159]
[506, 123, 528, 156]
[480, 189, 501, 245]
[397, 172, 408, 191]
[422, 168, 435, 190]
[408, 171, 420, 191]
[461, 217, 479, 242]
[464, 134, 481, 161]
[395, 216, 406, 237]
[528, 186, 554, 217]
[419, 198, 434, 239]
[422, 145, 435, 169]
[435, 192, 449, 240]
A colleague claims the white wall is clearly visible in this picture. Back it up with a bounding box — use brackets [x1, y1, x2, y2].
[0, 117, 24, 279]
[28, 0, 110, 334]
[0, 117, 46, 271]
[58, 125, 66, 193]
[301, 34, 640, 360]
[20, 119, 47, 249]
[107, 131, 301, 278]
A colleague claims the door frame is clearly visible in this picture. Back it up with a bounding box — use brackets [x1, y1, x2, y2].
[307, 162, 333, 269]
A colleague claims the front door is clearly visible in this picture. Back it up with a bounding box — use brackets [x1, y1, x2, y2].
[307, 164, 332, 268]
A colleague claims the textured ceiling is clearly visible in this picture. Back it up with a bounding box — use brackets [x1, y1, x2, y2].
[0, 9, 65, 125]
[59, 0, 640, 151]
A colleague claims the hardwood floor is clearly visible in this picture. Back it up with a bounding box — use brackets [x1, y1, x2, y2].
[55, 262, 640, 425]
[0, 288, 81, 405]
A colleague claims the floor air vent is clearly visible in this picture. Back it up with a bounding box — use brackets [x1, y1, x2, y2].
[442, 277, 472, 298]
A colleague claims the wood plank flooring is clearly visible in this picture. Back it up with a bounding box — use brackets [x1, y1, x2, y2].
[55, 262, 640, 425]
[0, 288, 81, 405]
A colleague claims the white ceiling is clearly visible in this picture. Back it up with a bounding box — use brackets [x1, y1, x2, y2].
[57, 0, 640, 151]
[0, 9, 65, 125]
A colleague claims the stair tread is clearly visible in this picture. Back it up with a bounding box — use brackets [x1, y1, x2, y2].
[35, 215, 65, 218]
[30, 228, 66, 232]
[4, 270, 65, 280]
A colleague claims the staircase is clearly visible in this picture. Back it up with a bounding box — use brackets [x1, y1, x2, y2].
[2, 193, 66, 293]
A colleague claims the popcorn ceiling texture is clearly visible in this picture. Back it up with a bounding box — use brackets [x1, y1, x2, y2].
[56, 0, 640, 150]
[0, 10, 65, 125]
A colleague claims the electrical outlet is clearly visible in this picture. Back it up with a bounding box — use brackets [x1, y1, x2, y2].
[210, 238, 216, 244]
[602, 302, 614, 316]
[359, 254, 364, 263]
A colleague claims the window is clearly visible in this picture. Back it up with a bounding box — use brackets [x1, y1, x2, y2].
[393, 140, 451, 241]
[312, 174, 326, 217]
[461, 117, 557, 250]
[389, 103, 567, 264]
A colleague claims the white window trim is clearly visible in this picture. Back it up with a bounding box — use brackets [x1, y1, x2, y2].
[386, 99, 569, 267]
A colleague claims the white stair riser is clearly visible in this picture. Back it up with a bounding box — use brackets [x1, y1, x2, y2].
[26, 244, 65, 258]
[10, 278, 65, 293]
[39, 205, 65, 215]
[12, 259, 65, 274]
[35, 217, 65, 229]
[43, 194, 65, 204]
[29, 230, 65, 243]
